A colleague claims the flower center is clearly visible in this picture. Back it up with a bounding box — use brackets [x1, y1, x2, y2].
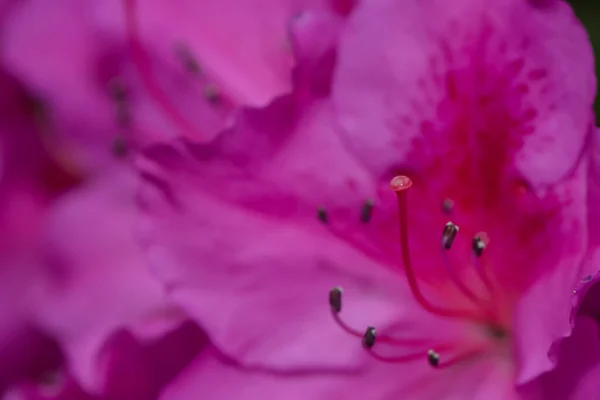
[329, 175, 510, 368]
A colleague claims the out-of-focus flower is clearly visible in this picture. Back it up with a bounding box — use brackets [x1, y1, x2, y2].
[0, 70, 75, 395]
[137, 0, 599, 398]
[2, 0, 346, 148]
[29, 165, 192, 394]
[5, 320, 208, 400]
[0, 0, 315, 395]
[0, 69, 197, 396]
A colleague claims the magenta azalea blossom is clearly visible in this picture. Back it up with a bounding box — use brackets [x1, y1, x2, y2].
[2, 0, 346, 148]
[138, 0, 600, 399]
[0, 70, 190, 395]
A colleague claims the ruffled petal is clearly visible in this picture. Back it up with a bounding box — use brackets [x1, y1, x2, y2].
[2, 0, 233, 149]
[532, 316, 600, 400]
[32, 166, 182, 393]
[333, 0, 594, 185]
[114, 0, 305, 107]
[137, 98, 472, 370]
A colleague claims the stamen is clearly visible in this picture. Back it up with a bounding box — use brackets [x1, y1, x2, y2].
[174, 43, 203, 75]
[431, 347, 486, 369]
[327, 287, 488, 368]
[360, 199, 374, 223]
[363, 327, 376, 349]
[390, 176, 487, 323]
[441, 221, 459, 250]
[317, 207, 329, 224]
[472, 233, 487, 257]
[440, 246, 487, 308]
[367, 350, 426, 364]
[328, 288, 432, 347]
[123, 0, 206, 141]
[108, 79, 127, 102]
[427, 349, 440, 367]
[442, 198, 454, 215]
[366, 342, 459, 365]
[108, 78, 130, 127]
[329, 287, 342, 313]
[471, 233, 494, 293]
[204, 84, 221, 104]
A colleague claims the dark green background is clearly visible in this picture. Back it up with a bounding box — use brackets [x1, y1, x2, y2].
[572, 0, 600, 119]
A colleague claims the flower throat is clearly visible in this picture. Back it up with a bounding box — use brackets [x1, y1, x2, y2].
[329, 175, 508, 368]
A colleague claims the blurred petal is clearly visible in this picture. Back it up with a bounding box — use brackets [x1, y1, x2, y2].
[33, 166, 182, 392]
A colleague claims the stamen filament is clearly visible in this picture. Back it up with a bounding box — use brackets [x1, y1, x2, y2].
[366, 342, 458, 365]
[440, 246, 488, 309]
[123, 0, 206, 141]
[472, 252, 495, 294]
[390, 176, 487, 324]
[367, 350, 426, 364]
[330, 310, 431, 347]
[434, 347, 487, 369]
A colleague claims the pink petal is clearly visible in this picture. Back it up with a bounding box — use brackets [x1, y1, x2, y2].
[138, 101, 446, 370]
[3, 0, 120, 170]
[97, 320, 208, 399]
[2, 0, 232, 150]
[333, 0, 595, 185]
[115, 0, 302, 107]
[534, 316, 600, 400]
[32, 166, 182, 393]
[332, 0, 593, 383]
[5, 322, 207, 400]
[289, 10, 343, 97]
[0, 328, 62, 395]
[160, 345, 523, 400]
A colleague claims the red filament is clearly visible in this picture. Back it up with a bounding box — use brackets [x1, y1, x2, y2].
[390, 176, 488, 323]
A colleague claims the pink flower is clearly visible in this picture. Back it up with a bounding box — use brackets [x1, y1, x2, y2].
[137, 0, 599, 399]
[31, 166, 188, 394]
[0, 70, 188, 395]
[0, 71, 75, 394]
[2, 0, 344, 146]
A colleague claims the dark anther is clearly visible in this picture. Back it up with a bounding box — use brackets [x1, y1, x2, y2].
[472, 235, 486, 257]
[108, 79, 127, 103]
[317, 207, 328, 224]
[360, 199, 374, 223]
[441, 222, 459, 250]
[329, 287, 343, 313]
[204, 85, 221, 104]
[362, 326, 376, 349]
[427, 349, 440, 367]
[111, 136, 128, 158]
[487, 324, 508, 340]
[174, 44, 202, 75]
[108, 79, 131, 127]
[442, 198, 454, 215]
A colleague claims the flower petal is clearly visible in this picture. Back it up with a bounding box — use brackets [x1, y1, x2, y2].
[333, 0, 595, 185]
[33, 166, 182, 393]
[160, 345, 522, 400]
[116, 0, 301, 107]
[137, 100, 447, 370]
[532, 316, 600, 400]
